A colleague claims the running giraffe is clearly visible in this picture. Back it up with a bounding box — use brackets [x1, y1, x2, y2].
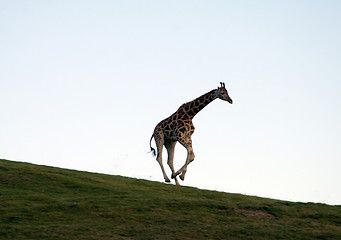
[149, 82, 233, 185]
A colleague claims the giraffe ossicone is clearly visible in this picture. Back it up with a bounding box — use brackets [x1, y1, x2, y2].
[149, 82, 233, 185]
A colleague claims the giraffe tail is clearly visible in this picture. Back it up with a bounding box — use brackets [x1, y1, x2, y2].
[149, 134, 156, 157]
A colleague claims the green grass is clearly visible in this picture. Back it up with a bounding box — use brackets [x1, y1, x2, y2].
[1, 158, 340, 239]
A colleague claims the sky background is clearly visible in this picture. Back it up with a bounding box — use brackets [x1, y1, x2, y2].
[1, 0, 340, 205]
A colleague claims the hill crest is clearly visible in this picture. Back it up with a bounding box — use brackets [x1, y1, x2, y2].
[1, 159, 340, 239]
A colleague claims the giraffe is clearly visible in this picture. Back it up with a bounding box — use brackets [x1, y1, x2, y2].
[149, 82, 233, 185]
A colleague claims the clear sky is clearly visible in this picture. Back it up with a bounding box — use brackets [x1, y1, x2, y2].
[1, 0, 340, 205]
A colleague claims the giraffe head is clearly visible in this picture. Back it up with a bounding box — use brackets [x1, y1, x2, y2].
[215, 82, 233, 104]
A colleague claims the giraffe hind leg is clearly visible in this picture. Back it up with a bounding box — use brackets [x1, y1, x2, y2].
[165, 139, 180, 185]
[154, 130, 171, 183]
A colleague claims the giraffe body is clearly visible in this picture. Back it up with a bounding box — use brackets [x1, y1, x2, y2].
[149, 83, 232, 185]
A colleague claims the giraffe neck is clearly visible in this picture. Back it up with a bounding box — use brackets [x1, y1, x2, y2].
[180, 89, 217, 119]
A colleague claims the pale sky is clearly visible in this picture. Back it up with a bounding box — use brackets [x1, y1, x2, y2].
[1, 0, 340, 205]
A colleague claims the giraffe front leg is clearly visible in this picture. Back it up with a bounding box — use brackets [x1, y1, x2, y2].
[179, 151, 195, 181]
[175, 138, 195, 181]
[173, 152, 192, 181]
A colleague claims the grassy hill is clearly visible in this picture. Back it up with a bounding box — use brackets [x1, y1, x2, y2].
[0, 159, 340, 240]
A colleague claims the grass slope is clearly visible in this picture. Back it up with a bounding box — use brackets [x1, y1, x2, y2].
[0, 159, 340, 240]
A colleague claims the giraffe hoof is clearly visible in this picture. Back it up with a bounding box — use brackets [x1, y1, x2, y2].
[165, 178, 171, 183]
[180, 175, 185, 181]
